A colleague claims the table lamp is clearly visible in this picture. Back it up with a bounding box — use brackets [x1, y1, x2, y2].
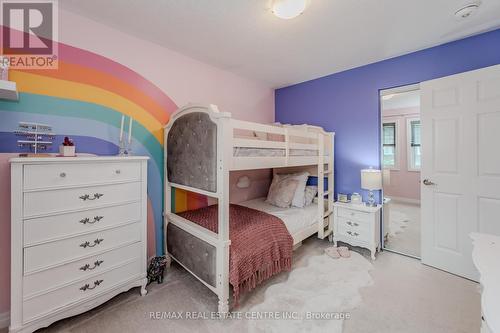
[361, 168, 382, 207]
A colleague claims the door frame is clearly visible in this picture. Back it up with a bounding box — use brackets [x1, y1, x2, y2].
[378, 83, 421, 258]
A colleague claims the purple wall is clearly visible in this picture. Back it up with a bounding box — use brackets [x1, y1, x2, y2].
[275, 29, 500, 202]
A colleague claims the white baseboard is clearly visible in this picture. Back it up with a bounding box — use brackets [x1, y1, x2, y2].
[386, 196, 421, 205]
[0, 311, 9, 329]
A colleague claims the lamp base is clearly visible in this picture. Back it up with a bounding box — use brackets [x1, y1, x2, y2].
[365, 190, 377, 207]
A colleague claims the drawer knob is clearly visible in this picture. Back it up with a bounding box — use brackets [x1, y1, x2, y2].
[80, 260, 104, 271]
[79, 216, 104, 224]
[115, 169, 121, 174]
[347, 231, 359, 237]
[79, 193, 104, 201]
[80, 279, 103, 291]
[60, 172, 66, 178]
[80, 238, 104, 248]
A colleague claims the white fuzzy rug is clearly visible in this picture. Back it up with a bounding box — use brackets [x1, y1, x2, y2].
[238, 252, 374, 333]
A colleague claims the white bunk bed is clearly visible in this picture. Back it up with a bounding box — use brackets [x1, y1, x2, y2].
[164, 104, 334, 314]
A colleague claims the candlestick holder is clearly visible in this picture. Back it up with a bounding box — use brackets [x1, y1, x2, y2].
[117, 115, 133, 156]
[118, 138, 133, 156]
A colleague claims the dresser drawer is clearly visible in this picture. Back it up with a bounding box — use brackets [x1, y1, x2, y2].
[24, 222, 141, 274]
[23, 162, 141, 190]
[24, 202, 141, 246]
[336, 216, 370, 233]
[337, 207, 371, 223]
[23, 242, 143, 298]
[337, 222, 370, 243]
[23, 182, 141, 218]
[23, 258, 143, 323]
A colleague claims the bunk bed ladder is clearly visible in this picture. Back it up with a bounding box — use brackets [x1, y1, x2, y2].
[326, 133, 334, 241]
[317, 132, 335, 240]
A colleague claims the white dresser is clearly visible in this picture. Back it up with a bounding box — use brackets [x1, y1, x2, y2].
[333, 202, 382, 260]
[9, 156, 149, 333]
[471, 233, 500, 333]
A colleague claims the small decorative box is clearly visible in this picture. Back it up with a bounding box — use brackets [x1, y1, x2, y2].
[338, 193, 349, 203]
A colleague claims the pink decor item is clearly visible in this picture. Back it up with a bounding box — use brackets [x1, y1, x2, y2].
[59, 136, 76, 156]
[338, 246, 351, 258]
[325, 246, 341, 259]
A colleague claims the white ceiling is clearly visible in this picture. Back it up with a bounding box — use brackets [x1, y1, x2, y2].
[60, 0, 500, 88]
[381, 89, 420, 110]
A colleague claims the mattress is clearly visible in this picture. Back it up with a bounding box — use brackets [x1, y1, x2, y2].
[238, 197, 319, 235]
[233, 147, 319, 157]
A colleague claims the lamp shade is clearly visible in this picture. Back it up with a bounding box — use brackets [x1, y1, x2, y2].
[361, 169, 382, 190]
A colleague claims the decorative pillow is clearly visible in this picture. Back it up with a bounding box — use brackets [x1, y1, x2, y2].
[304, 186, 318, 206]
[289, 172, 310, 208]
[266, 176, 300, 208]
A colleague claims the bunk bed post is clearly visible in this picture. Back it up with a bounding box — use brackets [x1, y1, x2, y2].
[164, 124, 172, 267]
[284, 127, 289, 165]
[317, 132, 325, 238]
[328, 133, 335, 240]
[216, 113, 231, 316]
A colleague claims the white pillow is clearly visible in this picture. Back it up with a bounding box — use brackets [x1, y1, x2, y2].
[304, 186, 318, 206]
[291, 172, 310, 207]
[271, 172, 309, 208]
[267, 172, 309, 208]
[266, 176, 300, 208]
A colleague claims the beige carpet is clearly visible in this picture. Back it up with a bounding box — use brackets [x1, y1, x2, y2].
[0, 237, 480, 333]
[36, 244, 373, 333]
[385, 201, 421, 257]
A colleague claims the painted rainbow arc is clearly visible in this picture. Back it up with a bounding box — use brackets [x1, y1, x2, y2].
[0, 27, 208, 255]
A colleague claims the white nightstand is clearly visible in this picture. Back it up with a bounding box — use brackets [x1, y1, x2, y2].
[333, 201, 382, 260]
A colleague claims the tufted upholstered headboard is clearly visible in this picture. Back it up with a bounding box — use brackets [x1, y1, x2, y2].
[166, 112, 217, 192]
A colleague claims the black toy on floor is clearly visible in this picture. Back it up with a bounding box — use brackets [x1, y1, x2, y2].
[147, 255, 168, 284]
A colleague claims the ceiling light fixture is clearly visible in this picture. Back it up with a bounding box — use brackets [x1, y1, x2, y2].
[382, 94, 396, 101]
[454, 2, 481, 19]
[272, 0, 308, 20]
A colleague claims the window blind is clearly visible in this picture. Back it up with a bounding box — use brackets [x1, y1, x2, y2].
[410, 120, 421, 147]
[383, 123, 396, 146]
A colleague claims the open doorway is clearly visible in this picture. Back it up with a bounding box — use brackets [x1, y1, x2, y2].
[380, 84, 421, 258]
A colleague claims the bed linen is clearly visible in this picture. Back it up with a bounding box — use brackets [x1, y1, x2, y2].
[239, 197, 319, 235]
[233, 147, 319, 157]
[177, 204, 293, 305]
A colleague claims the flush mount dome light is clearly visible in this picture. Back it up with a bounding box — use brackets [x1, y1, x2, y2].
[272, 0, 308, 19]
[454, 2, 481, 19]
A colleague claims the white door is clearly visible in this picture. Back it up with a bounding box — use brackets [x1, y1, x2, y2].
[421, 64, 500, 281]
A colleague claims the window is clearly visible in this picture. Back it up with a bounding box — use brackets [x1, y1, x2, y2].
[382, 122, 397, 169]
[407, 118, 421, 171]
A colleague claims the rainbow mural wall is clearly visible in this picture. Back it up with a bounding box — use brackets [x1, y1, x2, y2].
[0, 38, 208, 257]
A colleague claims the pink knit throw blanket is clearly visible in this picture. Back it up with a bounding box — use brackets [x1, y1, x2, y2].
[178, 204, 293, 305]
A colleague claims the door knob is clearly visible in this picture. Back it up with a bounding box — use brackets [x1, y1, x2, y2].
[423, 179, 437, 186]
